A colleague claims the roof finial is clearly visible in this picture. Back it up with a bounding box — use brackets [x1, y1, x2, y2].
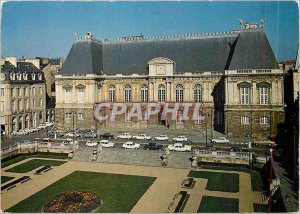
[260, 18, 265, 28]
[237, 19, 244, 29]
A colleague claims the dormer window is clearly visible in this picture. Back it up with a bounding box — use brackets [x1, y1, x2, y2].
[10, 73, 16, 80]
[38, 74, 42, 80]
[17, 73, 22, 80]
[23, 73, 28, 80]
[148, 57, 175, 76]
[32, 73, 36, 80]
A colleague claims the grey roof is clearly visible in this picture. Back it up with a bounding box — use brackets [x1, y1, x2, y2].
[228, 29, 279, 70]
[61, 29, 279, 75]
[1, 61, 45, 82]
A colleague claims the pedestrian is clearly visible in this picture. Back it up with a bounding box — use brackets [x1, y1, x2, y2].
[167, 124, 170, 129]
[192, 159, 198, 169]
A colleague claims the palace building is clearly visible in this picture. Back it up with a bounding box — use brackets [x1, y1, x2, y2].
[55, 23, 285, 138]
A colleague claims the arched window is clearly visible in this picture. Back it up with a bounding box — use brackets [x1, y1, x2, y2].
[158, 84, 166, 102]
[33, 112, 37, 127]
[141, 85, 149, 102]
[175, 84, 184, 102]
[124, 85, 132, 102]
[12, 117, 16, 132]
[109, 85, 116, 102]
[25, 115, 29, 128]
[194, 84, 203, 102]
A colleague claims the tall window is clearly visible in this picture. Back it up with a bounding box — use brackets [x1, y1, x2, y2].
[0, 101, 4, 112]
[124, 85, 132, 102]
[78, 112, 84, 120]
[39, 98, 43, 107]
[177, 110, 183, 123]
[175, 85, 184, 102]
[241, 87, 250, 104]
[12, 100, 15, 112]
[65, 88, 71, 103]
[1, 88, 4, 96]
[260, 87, 269, 105]
[32, 87, 36, 95]
[195, 112, 205, 124]
[11, 88, 14, 97]
[260, 116, 269, 124]
[141, 85, 149, 102]
[78, 88, 85, 103]
[125, 110, 131, 122]
[25, 99, 29, 110]
[18, 88, 21, 96]
[216, 111, 223, 125]
[18, 99, 22, 111]
[32, 99, 35, 108]
[241, 116, 250, 124]
[109, 85, 116, 102]
[194, 84, 203, 102]
[65, 112, 72, 120]
[158, 84, 166, 102]
[39, 86, 42, 94]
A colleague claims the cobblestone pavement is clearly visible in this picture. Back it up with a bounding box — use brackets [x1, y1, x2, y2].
[73, 147, 192, 168]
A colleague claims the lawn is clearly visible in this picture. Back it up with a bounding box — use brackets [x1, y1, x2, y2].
[5, 159, 66, 173]
[198, 196, 239, 213]
[1, 153, 68, 169]
[188, 170, 239, 192]
[1, 176, 15, 184]
[201, 165, 263, 191]
[6, 171, 156, 213]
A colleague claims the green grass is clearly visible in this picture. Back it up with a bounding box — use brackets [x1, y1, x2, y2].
[253, 203, 268, 212]
[1, 176, 15, 184]
[5, 159, 66, 173]
[198, 196, 239, 213]
[188, 170, 239, 192]
[6, 171, 156, 213]
[1, 153, 67, 169]
[201, 165, 262, 191]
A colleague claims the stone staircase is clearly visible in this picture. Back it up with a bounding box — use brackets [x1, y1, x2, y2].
[73, 148, 192, 169]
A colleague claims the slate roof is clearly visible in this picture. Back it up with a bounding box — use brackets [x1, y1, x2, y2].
[1, 61, 45, 82]
[61, 28, 279, 75]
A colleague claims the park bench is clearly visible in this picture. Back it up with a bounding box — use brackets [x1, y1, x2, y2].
[34, 165, 52, 175]
[1, 176, 32, 191]
[181, 177, 196, 189]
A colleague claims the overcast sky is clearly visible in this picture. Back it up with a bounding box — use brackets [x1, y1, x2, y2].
[1, 1, 299, 61]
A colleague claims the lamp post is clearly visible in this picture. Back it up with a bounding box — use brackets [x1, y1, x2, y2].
[268, 146, 274, 212]
[72, 111, 77, 148]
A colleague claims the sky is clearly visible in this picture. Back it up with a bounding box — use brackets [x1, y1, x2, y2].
[1, 1, 299, 61]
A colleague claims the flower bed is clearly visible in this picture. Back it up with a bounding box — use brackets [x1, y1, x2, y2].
[42, 191, 101, 213]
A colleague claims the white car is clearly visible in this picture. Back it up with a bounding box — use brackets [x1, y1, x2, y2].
[20, 140, 34, 144]
[173, 136, 188, 142]
[38, 124, 48, 129]
[211, 137, 230, 144]
[132, 134, 152, 140]
[122, 141, 140, 149]
[86, 140, 98, 147]
[24, 128, 34, 134]
[168, 143, 192, 152]
[65, 132, 80, 137]
[99, 140, 115, 148]
[154, 135, 169, 141]
[13, 130, 28, 135]
[117, 133, 132, 139]
[30, 127, 40, 132]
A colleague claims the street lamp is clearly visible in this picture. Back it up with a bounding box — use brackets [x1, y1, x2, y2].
[268, 146, 274, 212]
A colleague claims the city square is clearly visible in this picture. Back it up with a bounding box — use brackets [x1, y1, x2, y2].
[0, 1, 299, 213]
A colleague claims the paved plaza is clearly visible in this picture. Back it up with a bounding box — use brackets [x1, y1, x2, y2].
[1, 157, 265, 213]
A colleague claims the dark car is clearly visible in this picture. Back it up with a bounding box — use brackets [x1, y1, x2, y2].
[99, 133, 114, 139]
[143, 142, 163, 150]
[46, 131, 64, 137]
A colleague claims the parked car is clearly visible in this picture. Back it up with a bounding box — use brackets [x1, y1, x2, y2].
[83, 132, 98, 138]
[38, 124, 48, 129]
[45, 122, 54, 127]
[117, 133, 132, 139]
[24, 128, 34, 134]
[20, 140, 34, 144]
[211, 137, 230, 144]
[173, 136, 188, 142]
[46, 131, 56, 137]
[13, 130, 28, 135]
[99, 140, 115, 148]
[99, 133, 114, 139]
[86, 140, 98, 147]
[65, 132, 80, 137]
[55, 131, 65, 137]
[122, 141, 140, 149]
[42, 138, 55, 143]
[168, 143, 192, 152]
[143, 142, 163, 150]
[30, 127, 40, 132]
[154, 134, 169, 141]
[63, 139, 74, 145]
[230, 147, 243, 152]
[132, 134, 152, 140]
[254, 139, 275, 146]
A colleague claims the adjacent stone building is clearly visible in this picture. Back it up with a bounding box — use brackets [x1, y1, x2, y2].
[55, 24, 285, 139]
[0, 57, 47, 135]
